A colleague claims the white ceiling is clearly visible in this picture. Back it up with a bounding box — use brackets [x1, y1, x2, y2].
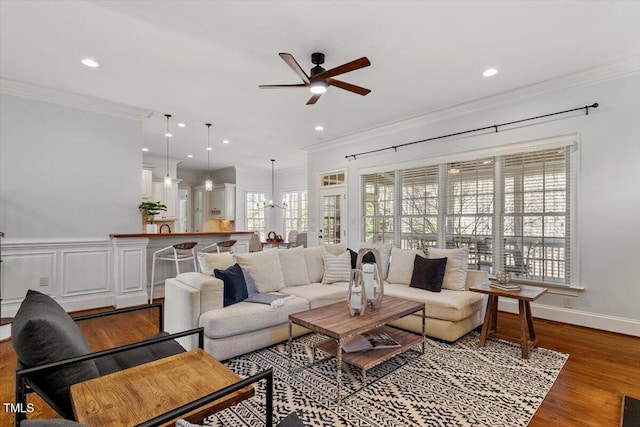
[1, 1, 638, 173]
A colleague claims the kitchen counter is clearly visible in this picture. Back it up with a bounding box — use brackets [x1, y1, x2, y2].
[110, 232, 254, 300]
[111, 231, 254, 238]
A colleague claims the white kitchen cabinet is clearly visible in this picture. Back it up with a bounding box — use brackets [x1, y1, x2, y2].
[211, 183, 235, 220]
[141, 169, 153, 199]
[193, 187, 205, 232]
[152, 181, 178, 220]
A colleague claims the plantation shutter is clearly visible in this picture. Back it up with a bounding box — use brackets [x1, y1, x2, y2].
[502, 147, 571, 284]
[400, 165, 439, 249]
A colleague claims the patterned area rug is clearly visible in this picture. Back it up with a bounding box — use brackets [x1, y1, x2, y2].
[205, 331, 568, 427]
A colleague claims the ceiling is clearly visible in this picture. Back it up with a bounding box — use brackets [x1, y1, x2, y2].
[1, 1, 638, 173]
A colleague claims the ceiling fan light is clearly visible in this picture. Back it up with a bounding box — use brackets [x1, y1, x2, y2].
[310, 81, 327, 94]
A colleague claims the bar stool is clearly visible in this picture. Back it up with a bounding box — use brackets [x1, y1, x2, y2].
[150, 241, 197, 303]
[198, 239, 237, 255]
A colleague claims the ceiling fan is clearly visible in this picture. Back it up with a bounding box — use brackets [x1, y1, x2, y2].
[259, 52, 371, 105]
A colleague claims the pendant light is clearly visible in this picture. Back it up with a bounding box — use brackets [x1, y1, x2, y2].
[163, 114, 173, 188]
[204, 123, 213, 191]
[258, 159, 288, 209]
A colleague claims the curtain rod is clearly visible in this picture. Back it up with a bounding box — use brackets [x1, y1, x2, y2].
[345, 102, 599, 160]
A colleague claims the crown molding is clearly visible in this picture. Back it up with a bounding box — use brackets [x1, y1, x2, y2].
[0, 77, 151, 120]
[304, 56, 640, 152]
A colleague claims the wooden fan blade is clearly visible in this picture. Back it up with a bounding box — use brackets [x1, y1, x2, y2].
[327, 78, 371, 96]
[306, 93, 322, 105]
[259, 84, 307, 89]
[313, 57, 370, 80]
[279, 53, 310, 84]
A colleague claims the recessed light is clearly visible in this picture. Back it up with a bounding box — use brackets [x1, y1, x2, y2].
[206, 147, 213, 151]
[482, 68, 498, 77]
[222, 140, 230, 144]
[315, 125, 324, 131]
[178, 123, 186, 127]
[187, 154, 193, 158]
[142, 148, 149, 152]
[165, 132, 173, 137]
[81, 58, 99, 68]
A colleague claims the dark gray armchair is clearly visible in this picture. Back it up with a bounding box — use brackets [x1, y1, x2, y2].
[12, 290, 200, 426]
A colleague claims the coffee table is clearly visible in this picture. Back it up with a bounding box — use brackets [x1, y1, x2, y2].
[470, 283, 547, 358]
[70, 349, 254, 426]
[288, 295, 425, 403]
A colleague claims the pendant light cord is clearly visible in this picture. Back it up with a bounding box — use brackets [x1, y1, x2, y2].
[165, 114, 171, 177]
[206, 123, 212, 172]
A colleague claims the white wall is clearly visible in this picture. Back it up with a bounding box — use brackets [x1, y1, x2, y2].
[0, 94, 142, 238]
[307, 72, 640, 334]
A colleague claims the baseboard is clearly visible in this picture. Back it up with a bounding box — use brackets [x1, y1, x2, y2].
[115, 291, 149, 309]
[498, 300, 640, 337]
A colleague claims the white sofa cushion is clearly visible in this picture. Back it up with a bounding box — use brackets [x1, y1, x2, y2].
[278, 246, 310, 286]
[322, 251, 352, 284]
[235, 250, 285, 293]
[384, 283, 485, 322]
[280, 283, 349, 309]
[325, 243, 347, 255]
[428, 247, 469, 291]
[360, 243, 393, 279]
[303, 246, 326, 283]
[197, 252, 235, 276]
[387, 247, 425, 285]
[199, 295, 309, 339]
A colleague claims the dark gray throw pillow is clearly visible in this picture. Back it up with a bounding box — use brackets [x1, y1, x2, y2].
[410, 256, 448, 292]
[214, 263, 249, 307]
[11, 290, 100, 419]
[348, 248, 375, 269]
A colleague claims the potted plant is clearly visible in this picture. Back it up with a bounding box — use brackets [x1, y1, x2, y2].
[138, 201, 167, 233]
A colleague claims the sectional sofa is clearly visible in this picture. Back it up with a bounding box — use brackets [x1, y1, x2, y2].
[164, 243, 489, 361]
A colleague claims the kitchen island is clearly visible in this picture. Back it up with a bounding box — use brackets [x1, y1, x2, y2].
[111, 232, 253, 301]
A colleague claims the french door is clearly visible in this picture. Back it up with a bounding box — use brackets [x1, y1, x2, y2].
[319, 188, 346, 244]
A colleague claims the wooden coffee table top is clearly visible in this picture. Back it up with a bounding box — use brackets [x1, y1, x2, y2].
[70, 349, 254, 427]
[289, 295, 424, 339]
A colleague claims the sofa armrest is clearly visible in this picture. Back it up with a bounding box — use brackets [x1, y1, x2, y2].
[164, 273, 223, 350]
[465, 270, 489, 290]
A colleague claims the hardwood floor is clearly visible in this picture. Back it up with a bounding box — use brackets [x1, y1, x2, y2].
[1, 305, 638, 427]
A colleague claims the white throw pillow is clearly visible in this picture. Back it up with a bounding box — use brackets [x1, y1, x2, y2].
[387, 247, 425, 285]
[235, 250, 285, 293]
[278, 246, 310, 287]
[303, 246, 326, 283]
[428, 247, 469, 291]
[322, 251, 352, 284]
[325, 243, 347, 255]
[359, 243, 393, 279]
[197, 252, 235, 276]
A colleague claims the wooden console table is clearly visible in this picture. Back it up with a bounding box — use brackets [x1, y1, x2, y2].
[470, 283, 547, 359]
[70, 349, 253, 426]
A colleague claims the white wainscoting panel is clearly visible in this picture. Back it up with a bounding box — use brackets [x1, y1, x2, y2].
[1, 237, 147, 316]
[112, 237, 149, 307]
[61, 248, 111, 295]
[2, 251, 56, 302]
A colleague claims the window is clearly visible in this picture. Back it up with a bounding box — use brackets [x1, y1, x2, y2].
[361, 145, 574, 286]
[445, 158, 494, 267]
[401, 165, 439, 249]
[321, 172, 345, 187]
[503, 147, 572, 284]
[283, 190, 308, 237]
[362, 171, 395, 244]
[246, 192, 267, 240]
